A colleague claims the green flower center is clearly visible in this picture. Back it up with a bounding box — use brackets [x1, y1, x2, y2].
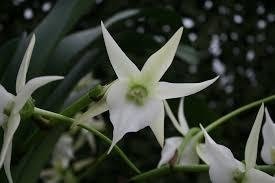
[19, 99, 34, 120]
[126, 84, 148, 106]
[233, 169, 245, 183]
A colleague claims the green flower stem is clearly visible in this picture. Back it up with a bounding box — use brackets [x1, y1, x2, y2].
[33, 107, 141, 174]
[61, 84, 104, 117]
[195, 94, 275, 141]
[78, 123, 141, 174]
[130, 165, 275, 182]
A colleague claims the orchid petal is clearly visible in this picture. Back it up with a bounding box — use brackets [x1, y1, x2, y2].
[140, 27, 183, 83]
[149, 101, 165, 147]
[245, 103, 264, 170]
[101, 22, 140, 79]
[245, 168, 275, 183]
[79, 97, 108, 122]
[197, 125, 244, 183]
[178, 98, 189, 134]
[106, 81, 162, 153]
[16, 34, 35, 93]
[157, 76, 219, 99]
[178, 139, 199, 165]
[158, 137, 182, 167]
[4, 143, 13, 183]
[0, 114, 20, 170]
[163, 100, 186, 135]
[0, 85, 14, 125]
[13, 76, 63, 113]
[261, 108, 275, 164]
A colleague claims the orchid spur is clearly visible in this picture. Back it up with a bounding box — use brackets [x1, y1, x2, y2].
[80, 22, 218, 153]
[197, 104, 275, 183]
[261, 107, 275, 165]
[0, 34, 63, 183]
[158, 98, 199, 167]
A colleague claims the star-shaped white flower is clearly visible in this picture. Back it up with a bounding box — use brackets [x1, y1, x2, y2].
[197, 104, 275, 183]
[0, 35, 63, 183]
[158, 98, 199, 167]
[81, 22, 218, 153]
[261, 108, 275, 165]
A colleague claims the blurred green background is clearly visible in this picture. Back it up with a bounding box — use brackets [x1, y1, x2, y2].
[0, 0, 275, 182]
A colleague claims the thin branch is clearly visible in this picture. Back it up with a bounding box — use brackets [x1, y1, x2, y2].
[33, 107, 141, 174]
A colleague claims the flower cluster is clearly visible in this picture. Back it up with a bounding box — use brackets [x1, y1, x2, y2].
[1, 21, 275, 183]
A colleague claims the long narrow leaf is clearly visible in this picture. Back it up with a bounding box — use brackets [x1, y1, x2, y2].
[0, 38, 19, 78]
[28, 0, 95, 76]
[45, 9, 139, 75]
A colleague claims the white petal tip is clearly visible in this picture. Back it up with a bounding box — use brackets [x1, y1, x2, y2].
[199, 124, 205, 132]
[212, 76, 220, 82]
[264, 107, 274, 124]
[199, 124, 207, 136]
[177, 27, 184, 33]
[199, 124, 213, 143]
[101, 21, 106, 30]
[203, 76, 219, 88]
[174, 27, 183, 39]
[30, 34, 36, 43]
[51, 76, 64, 81]
[264, 107, 269, 115]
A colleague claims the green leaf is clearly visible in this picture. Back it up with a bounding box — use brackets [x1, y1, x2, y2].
[0, 38, 19, 78]
[44, 50, 100, 110]
[28, 0, 96, 77]
[1, 33, 28, 92]
[45, 9, 139, 75]
[176, 44, 200, 65]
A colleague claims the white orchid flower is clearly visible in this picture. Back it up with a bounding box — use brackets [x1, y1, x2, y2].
[261, 108, 275, 165]
[158, 98, 199, 167]
[0, 35, 63, 183]
[81, 22, 218, 153]
[52, 134, 74, 169]
[197, 104, 275, 183]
